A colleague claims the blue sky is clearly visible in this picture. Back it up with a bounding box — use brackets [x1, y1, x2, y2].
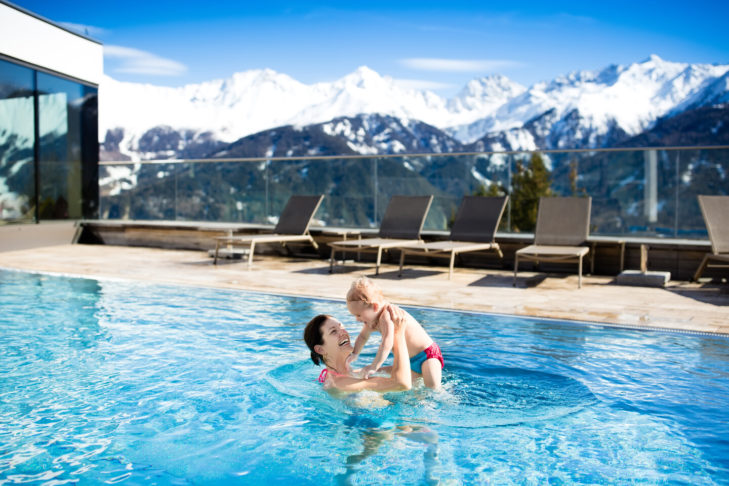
[15, 0, 729, 95]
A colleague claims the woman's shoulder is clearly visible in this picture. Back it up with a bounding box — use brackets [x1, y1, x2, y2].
[318, 368, 358, 389]
[318, 369, 340, 391]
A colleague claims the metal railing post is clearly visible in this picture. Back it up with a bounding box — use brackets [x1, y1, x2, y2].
[507, 153, 512, 232]
[373, 158, 378, 226]
[265, 159, 270, 223]
[674, 152, 680, 238]
[174, 164, 178, 220]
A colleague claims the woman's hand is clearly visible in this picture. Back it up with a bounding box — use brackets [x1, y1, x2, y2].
[382, 304, 405, 333]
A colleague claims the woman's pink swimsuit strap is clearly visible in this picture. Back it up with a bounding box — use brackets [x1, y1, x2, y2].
[318, 368, 345, 383]
[318, 369, 328, 383]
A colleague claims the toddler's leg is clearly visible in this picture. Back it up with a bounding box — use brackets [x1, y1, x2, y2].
[421, 359, 442, 390]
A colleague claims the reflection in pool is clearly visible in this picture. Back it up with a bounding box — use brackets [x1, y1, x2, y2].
[1, 269, 728, 484]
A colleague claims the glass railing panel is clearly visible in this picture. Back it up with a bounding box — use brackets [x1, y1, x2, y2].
[675, 148, 728, 238]
[97, 147, 729, 239]
[179, 160, 268, 223]
[99, 162, 177, 220]
[267, 157, 376, 228]
[373, 153, 512, 231]
[581, 149, 650, 236]
[99, 163, 133, 219]
[132, 163, 178, 220]
[373, 155, 438, 231]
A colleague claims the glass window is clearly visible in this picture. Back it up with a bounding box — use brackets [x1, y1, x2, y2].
[0, 59, 35, 223]
[37, 72, 96, 220]
[0, 59, 98, 224]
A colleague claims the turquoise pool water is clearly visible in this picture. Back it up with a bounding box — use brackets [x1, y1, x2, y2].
[1, 269, 728, 485]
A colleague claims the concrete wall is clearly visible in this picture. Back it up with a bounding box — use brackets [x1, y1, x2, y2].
[0, 221, 80, 252]
[0, 2, 103, 85]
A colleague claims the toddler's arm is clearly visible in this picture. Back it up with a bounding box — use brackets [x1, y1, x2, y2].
[349, 324, 372, 365]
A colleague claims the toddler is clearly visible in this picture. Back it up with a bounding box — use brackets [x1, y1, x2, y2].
[346, 277, 443, 389]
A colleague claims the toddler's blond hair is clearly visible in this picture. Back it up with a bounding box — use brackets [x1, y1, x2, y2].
[346, 276, 385, 304]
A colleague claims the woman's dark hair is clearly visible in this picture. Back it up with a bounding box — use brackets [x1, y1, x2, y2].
[304, 314, 330, 366]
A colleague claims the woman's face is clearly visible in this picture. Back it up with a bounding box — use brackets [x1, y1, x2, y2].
[316, 317, 353, 361]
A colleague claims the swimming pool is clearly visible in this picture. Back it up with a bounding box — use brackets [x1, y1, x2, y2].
[1, 269, 728, 485]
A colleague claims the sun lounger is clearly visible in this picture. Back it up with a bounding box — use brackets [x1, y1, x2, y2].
[513, 196, 591, 288]
[213, 195, 324, 266]
[328, 195, 433, 275]
[693, 195, 729, 281]
[396, 195, 508, 279]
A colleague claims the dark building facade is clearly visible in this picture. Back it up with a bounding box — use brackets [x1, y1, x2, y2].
[1, 1, 102, 224]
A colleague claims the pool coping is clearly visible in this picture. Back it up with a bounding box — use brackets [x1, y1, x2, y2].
[3, 262, 727, 340]
[1, 244, 727, 336]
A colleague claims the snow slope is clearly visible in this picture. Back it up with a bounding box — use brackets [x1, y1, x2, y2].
[99, 55, 729, 157]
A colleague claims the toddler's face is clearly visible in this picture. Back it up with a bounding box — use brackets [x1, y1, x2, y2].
[347, 300, 379, 327]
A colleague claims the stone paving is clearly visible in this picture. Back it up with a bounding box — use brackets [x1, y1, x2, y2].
[1, 244, 727, 335]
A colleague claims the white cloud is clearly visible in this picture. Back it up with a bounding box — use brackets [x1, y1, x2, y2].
[392, 79, 455, 91]
[400, 58, 522, 73]
[104, 45, 187, 76]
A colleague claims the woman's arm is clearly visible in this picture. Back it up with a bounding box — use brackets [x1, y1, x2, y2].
[368, 316, 394, 372]
[386, 305, 412, 390]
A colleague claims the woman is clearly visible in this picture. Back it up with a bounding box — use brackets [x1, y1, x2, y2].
[303, 305, 412, 393]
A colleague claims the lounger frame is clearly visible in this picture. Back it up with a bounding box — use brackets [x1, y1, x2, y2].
[693, 195, 729, 281]
[328, 195, 433, 275]
[213, 195, 324, 266]
[513, 197, 592, 288]
[396, 196, 508, 279]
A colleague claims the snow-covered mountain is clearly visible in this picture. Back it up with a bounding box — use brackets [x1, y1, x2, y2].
[99, 55, 729, 160]
[100, 66, 518, 160]
[208, 114, 463, 158]
[618, 104, 729, 148]
[467, 55, 729, 150]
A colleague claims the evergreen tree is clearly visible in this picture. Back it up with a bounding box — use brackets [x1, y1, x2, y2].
[568, 158, 588, 197]
[569, 159, 578, 196]
[473, 180, 507, 197]
[510, 152, 553, 232]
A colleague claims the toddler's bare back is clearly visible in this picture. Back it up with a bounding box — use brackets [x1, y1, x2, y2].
[400, 309, 433, 357]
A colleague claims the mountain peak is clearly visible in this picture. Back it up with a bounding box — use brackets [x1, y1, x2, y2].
[468, 74, 524, 91]
[228, 67, 298, 85]
[451, 74, 525, 107]
[635, 54, 686, 73]
[352, 65, 378, 76]
[338, 66, 387, 88]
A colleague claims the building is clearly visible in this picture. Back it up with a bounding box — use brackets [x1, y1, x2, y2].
[0, 0, 102, 231]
